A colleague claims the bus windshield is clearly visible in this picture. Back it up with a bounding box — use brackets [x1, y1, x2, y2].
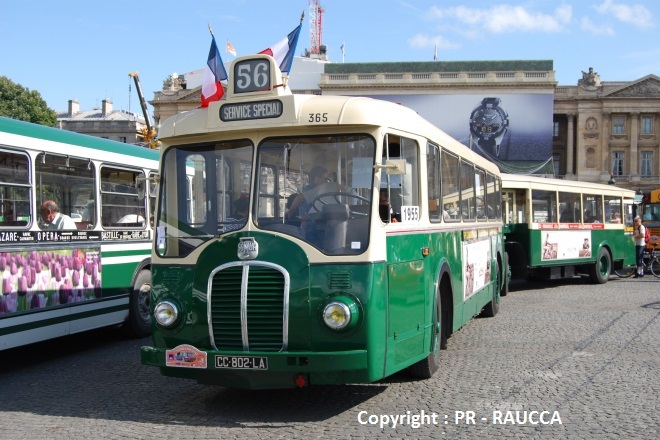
[157, 134, 376, 257]
[255, 134, 375, 254]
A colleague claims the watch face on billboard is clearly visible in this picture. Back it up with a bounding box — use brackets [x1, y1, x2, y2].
[470, 109, 505, 137]
[365, 93, 553, 173]
[468, 97, 510, 156]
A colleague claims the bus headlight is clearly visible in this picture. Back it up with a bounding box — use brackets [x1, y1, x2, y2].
[154, 300, 178, 327]
[322, 297, 360, 331]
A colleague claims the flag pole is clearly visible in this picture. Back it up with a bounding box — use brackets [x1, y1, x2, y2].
[208, 23, 214, 37]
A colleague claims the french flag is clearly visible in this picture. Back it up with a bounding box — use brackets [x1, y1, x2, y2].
[201, 35, 228, 107]
[259, 24, 302, 75]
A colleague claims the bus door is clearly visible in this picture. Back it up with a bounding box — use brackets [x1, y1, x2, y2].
[502, 190, 516, 230]
[381, 136, 426, 368]
[502, 189, 527, 225]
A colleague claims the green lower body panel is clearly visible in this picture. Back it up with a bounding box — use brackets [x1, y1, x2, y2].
[141, 346, 369, 389]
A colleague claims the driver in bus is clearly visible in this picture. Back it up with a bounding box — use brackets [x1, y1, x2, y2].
[286, 166, 338, 219]
[40, 200, 77, 230]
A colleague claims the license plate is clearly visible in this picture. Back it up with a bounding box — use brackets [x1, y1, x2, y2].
[215, 355, 268, 370]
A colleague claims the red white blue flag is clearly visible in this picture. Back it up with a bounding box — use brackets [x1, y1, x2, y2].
[259, 23, 302, 75]
[201, 34, 228, 107]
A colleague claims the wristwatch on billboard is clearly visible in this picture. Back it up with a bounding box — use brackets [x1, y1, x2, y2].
[469, 97, 509, 157]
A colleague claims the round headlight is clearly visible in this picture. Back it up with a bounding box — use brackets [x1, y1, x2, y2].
[154, 301, 178, 327]
[323, 301, 351, 330]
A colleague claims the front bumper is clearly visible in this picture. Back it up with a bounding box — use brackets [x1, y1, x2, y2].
[141, 345, 370, 389]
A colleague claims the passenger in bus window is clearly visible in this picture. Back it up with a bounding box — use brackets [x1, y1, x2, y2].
[117, 211, 146, 226]
[584, 210, 596, 223]
[225, 198, 249, 232]
[232, 198, 249, 220]
[610, 212, 622, 223]
[40, 200, 76, 230]
[379, 190, 399, 223]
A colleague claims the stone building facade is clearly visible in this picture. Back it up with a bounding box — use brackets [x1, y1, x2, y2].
[148, 58, 660, 191]
[553, 69, 660, 191]
[56, 99, 150, 146]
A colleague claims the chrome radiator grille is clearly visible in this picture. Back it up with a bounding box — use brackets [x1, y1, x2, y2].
[208, 262, 289, 351]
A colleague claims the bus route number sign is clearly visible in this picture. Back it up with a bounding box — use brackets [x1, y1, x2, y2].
[233, 58, 271, 94]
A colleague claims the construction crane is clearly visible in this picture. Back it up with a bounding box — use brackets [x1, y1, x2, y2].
[128, 71, 158, 149]
[308, 0, 326, 59]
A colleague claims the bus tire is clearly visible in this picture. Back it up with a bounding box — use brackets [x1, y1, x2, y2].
[589, 247, 611, 284]
[479, 278, 501, 318]
[500, 252, 509, 297]
[125, 269, 152, 338]
[408, 291, 442, 379]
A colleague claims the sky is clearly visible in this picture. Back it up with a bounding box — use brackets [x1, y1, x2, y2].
[2, 0, 659, 120]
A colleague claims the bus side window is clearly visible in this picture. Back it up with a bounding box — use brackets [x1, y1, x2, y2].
[0, 151, 32, 228]
[100, 167, 145, 228]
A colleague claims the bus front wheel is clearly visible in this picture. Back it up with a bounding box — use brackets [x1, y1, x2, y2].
[589, 248, 611, 284]
[125, 269, 152, 337]
[408, 291, 443, 379]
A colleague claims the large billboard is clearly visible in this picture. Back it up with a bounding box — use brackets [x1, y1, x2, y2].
[366, 93, 554, 173]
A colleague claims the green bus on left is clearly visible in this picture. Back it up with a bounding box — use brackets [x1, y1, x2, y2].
[0, 116, 159, 350]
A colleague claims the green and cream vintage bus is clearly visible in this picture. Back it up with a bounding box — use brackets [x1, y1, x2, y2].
[502, 173, 636, 283]
[0, 116, 159, 349]
[140, 54, 507, 389]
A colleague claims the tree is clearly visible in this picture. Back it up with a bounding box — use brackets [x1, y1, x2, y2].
[0, 76, 57, 127]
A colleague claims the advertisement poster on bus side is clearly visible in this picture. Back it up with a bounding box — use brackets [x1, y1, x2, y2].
[0, 247, 101, 315]
[463, 239, 491, 300]
[541, 231, 591, 261]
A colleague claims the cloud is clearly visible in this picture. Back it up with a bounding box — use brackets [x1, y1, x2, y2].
[580, 17, 616, 35]
[408, 34, 460, 50]
[594, 0, 654, 29]
[428, 3, 572, 34]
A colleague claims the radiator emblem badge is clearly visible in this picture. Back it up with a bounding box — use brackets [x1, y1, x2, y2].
[237, 237, 258, 260]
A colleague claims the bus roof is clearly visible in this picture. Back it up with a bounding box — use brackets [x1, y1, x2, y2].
[501, 172, 636, 198]
[158, 93, 499, 176]
[0, 116, 159, 161]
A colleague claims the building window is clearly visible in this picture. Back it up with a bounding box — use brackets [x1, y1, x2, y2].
[641, 151, 653, 177]
[641, 116, 653, 134]
[612, 151, 625, 176]
[553, 121, 560, 138]
[119, 136, 127, 143]
[552, 153, 560, 176]
[612, 116, 625, 134]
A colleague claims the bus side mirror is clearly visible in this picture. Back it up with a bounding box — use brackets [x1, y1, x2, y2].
[373, 159, 406, 175]
[136, 174, 160, 200]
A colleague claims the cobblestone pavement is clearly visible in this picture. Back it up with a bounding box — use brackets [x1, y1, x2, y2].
[1, 276, 658, 439]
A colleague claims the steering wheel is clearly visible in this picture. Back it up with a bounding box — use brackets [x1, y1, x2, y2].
[309, 192, 370, 217]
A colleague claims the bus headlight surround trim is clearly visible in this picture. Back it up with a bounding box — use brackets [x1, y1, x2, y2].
[322, 296, 360, 331]
[154, 300, 179, 327]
